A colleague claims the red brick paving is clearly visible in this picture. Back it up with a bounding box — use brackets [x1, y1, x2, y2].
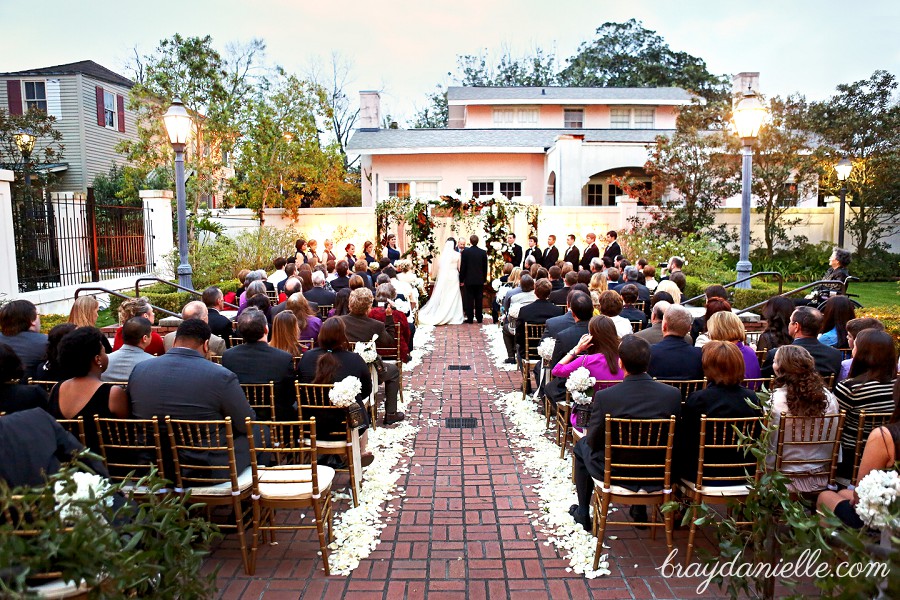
[207, 325, 787, 599]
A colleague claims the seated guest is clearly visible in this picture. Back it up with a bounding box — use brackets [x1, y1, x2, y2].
[102, 317, 154, 382]
[276, 262, 296, 296]
[547, 315, 624, 405]
[238, 280, 267, 314]
[0, 408, 109, 488]
[49, 327, 129, 452]
[670, 271, 687, 294]
[766, 345, 840, 493]
[222, 308, 296, 421]
[756, 296, 795, 355]
[503, 275, 536, 363]
[634, 300, 692, 347]
[818, 295, 855, 348]
[548, 292, 595, 368]
[834, 329, 897, 474]
[270, 311, 302, 355]
[619, 284, 648, 331]
[622, 266, 651, 308]
[818, 382, 900, 529]
[68, 296, 110, 352]
[544, 285, 590, 339]
[35, 323, 77, 382]
[761, 307, 842, 381]
[589, 272, 608, 295]
[287, 293, 322, 343]
[268, 256, 288, 288]
[839, 318, 886, 381]
[234, 269, 252, 299]
[515, 279, 564, 361]
[606, 267, 622, 291]
[548, 265, 564, 291]
[549, 271, 577, 306]
[130, 319, 256, 473]
[643, 264, 658, 293]
[113, 297, 165, 356]
[387, 264, 419, 314]
[704, 311, 762, 382]
[237, 271, 266, 307]
[678, 341, 763, 482]
[597, 290, 633, 338]
[297, 263, 315, 293]
[570, 336, 681, 531]
[331, 260, 352, 292]
[0, 299, 49, 378]
[371, 283, 411, 362]
[655, 280, 682, 305]
[203, 286, 234, 341]
[162, 301, 227, 357]
[246, 293, 273, 326]
[348, 274, 366, 290]
[339, 288, 404, 425]
[305, 270, 337, 307]
[329, 288, 352, 318]
[271, 277, 302, 320]
[690, 286, 729, 343]
[0, 344, 49, 413]
[648, 304, 703, 380]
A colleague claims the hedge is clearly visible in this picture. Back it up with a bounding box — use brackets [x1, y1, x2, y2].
[107, 279, 241, 322]
[683, 275, 782, 311]
[857, 306, 900, 350]
[39, 314, 69, 334]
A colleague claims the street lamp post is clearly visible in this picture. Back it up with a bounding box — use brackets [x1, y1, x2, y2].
[162, 99, 194, 290]
[834, 157, 853, 248]
[14, 130, 36, 193]
[732, 89, 767, 289]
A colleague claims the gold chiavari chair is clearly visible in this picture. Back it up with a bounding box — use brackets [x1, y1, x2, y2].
[229, 337, 245, 347]
[240, 382, 277, 421]
[755, 349, 769, 367]
[822, 373, 835, 389]
[298, 338, 315, 353]
[245, 418, 334, 576]
[629, 321, 643, 333]
[850, 411, 894, 486]
[94, 417, 166, 488]
[210, 355, 223, 365]
[556, 380, 622, 459]
[266, 290, 279, 306]
[292, 356, 303, 371]
[376, 336, 406, 427]
[655, 379, 707, 402]
[27, 379, 58, 394]
[165, 417, 253, 574]
[745, 331, 762, 348]
[57, 416, 86, 446]
[678, 416, 763, 566]
[633, 301, 646, 313]
[522, 323, 545, 402]
[317, 305, 333, 320]
[741, 377, 774, 392]
[295, 382, 362, 507]
[774, 411, 845, 498]
[591, 416, 678, 570]
[837, 348, 852, 361]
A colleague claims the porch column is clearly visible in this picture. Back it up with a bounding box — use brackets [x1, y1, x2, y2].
[0, 170, 18, 296]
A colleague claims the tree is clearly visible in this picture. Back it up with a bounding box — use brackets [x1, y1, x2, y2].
[806, 70, 900, 258]
[559, 19, 731, 104]
[309, 52, 360, 170]
[751, 95, 819, 258]
[411, 86, 448, 128]
[0, 108, 64, 190]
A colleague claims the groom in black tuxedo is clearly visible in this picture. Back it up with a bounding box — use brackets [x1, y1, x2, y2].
[459, 234, 488, 324]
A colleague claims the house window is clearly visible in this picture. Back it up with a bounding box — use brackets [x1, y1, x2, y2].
[517, 108, 538, 124]
[493, 108, 514, 125]
[103, 90, 116, 128]
[416, 181, 438, 199]
[499, 181, 522, 199]
[586, 184, 603, 206]
[610, 107, 656, 129]
[472, 182, 494, 198]
[23, 81, 47, 112]
[607, 183, 624, 202]
[564, 108, 584, 128]
[388, 182, 410, 199]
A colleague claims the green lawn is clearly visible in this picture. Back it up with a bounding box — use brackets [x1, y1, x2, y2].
[849, 281, 899, 307]
[97, 308, 118, 328]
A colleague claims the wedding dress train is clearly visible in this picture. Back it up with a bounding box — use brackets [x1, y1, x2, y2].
[418, 240, 465, 326]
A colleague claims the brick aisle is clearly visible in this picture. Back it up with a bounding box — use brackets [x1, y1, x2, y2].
[209, 324, 722, 600]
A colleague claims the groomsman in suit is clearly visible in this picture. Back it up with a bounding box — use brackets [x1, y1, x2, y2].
[579, 233, 599, 270]
[542, 235, 559, 268]
[523, 236, 543, 267]
[603, 230, 622, 262]
[506, 233, 523, 268]
[459, 234, 488, 324]
[563, 234, 580, 267]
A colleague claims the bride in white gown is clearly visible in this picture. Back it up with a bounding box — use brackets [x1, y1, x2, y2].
[418, 238, 465, 326]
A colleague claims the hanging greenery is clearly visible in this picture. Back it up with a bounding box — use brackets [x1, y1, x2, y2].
[526, 205, 541, 239]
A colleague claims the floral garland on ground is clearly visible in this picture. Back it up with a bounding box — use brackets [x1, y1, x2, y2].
[493, 389, 611, 579]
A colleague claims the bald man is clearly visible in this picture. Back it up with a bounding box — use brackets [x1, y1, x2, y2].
[163, 300, 227, 357]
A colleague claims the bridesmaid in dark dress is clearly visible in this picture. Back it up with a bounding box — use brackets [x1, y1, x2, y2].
[48, 327, 129, 452]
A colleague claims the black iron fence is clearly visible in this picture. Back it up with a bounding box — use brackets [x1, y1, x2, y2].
[12, 188, 155, 293]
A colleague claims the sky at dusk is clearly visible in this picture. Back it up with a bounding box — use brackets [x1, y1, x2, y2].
[2, 0, 898, 124]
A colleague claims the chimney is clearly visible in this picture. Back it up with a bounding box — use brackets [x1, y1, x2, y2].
[359, 91, 381, 131]
[732, 72, 760, 103]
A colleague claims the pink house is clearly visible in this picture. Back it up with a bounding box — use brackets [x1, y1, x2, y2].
[348, 86, 699, 207]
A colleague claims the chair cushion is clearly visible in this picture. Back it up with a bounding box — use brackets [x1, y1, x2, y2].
[185, 466, 252, 496]
[679, 478, 750, 497]
[257, 465, 335, 499]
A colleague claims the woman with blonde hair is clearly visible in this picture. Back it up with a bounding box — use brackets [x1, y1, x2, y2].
[68, 296, 100, 328]
[655, 279, 681, 305]
[766, 345, 840, 493]
[705, 310, 762, 382]
[286, 292, 322, 343]
[270, 311, 301, 355]
[113, 297, 164, 355]
[589, 272, 608, 294]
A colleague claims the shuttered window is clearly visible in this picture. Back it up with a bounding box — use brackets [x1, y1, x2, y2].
[95, 85, 125, 132]
[24, 81, 47, 112]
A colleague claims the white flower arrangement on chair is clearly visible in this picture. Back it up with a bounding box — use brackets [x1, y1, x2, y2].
[354, 335, 379, 364]
[855, 469, 900, 529]
[54, 471, 113, 521]
[537, 338, 556, 361]
[565, 367, 596, 406]
[329, 376, 362, 408]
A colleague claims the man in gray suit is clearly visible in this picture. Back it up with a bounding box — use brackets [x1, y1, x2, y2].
[102, 317, 154, 382]
[634, 301, 692, 346]
[162, 301, 227, 358]
[130, 319, 256, 474]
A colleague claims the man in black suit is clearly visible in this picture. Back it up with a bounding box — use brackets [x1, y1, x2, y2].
[648, 304, 703, 380]
[505, 233, 523, 268]
[542, 235, 559, 268]
[544, 284, 589, 338]
[761, 307, 842, 380]
[547, 265, 564, 291]
[579, 233, 600, 270]
[330, 260, 351, 292]
[623, 266, 651, 308]
[222, 309, 296, 421]
[570, 336, 682, 531]
[548, 292, 594, 368]
[523, 236, 543, 267]
[603, 230, 621, 262]
[459, 234, 488, 324]
[619, 284, 648, 330]
[515, 279, 564, 358]
[563, 234, 580, 268]
[277, 262, 296, 295]
[305, 270, 337, 307]
[270, 277, 301, 320]
[203, 286, 234, 341]
[548, 271, 576, 305]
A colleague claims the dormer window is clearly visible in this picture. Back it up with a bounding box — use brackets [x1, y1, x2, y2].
[610, 107, 655, 129]
[493, 108, 514, 125]
[564, 108, 584, 128]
